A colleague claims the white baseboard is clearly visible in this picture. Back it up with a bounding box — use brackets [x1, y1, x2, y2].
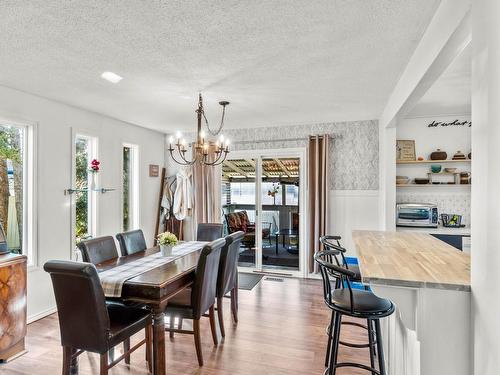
[28, 306, 57, 324]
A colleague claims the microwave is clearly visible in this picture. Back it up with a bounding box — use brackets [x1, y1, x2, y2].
[396, 203, 438, 228]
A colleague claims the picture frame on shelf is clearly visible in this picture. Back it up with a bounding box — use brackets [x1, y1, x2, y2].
[396, 140, 416, 161]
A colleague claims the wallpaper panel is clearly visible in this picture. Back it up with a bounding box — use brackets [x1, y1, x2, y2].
[223, 120, 379, 190]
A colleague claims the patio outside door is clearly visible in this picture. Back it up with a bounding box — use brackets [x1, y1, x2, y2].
[221, 148, 306, 277]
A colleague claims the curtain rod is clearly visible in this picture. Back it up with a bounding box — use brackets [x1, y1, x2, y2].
[233, 134, 336, 145]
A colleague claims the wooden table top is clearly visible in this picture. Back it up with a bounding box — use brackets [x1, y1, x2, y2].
[96, 245, 202, 304]
[352, 230, 471, 291]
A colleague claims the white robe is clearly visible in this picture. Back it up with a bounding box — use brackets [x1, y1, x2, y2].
[173, 167, 193, 220]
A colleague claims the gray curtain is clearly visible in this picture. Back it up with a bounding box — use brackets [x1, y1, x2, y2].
[308, 135, 329, 273]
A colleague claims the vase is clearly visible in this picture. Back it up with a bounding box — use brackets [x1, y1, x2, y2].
[89, 173, 97, 191]
[160, 244, 173, 256]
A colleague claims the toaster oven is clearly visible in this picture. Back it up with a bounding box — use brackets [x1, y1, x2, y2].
[396, 203, 438, 228]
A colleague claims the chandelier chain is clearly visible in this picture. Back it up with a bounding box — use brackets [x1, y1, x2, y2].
[202, 104, 226, 136]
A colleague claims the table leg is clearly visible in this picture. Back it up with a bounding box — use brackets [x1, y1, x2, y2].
[275, 234, 278, 255]
[152, 309, 166, 375]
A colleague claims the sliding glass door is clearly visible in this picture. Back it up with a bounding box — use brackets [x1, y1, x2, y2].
[221, 149, 305, 276]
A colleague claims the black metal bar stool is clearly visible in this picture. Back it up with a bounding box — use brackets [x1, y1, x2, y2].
[315, 250, 395, 375]
[319, 236, 373, 367]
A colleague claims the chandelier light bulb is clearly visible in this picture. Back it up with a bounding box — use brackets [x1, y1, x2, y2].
[168, 136, 174, 144]
[176, 131, 182, 140]
[219, 134, 225, 143]
[200, 130, 205, 138]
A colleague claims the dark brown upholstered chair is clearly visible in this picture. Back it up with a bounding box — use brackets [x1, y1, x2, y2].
[164, 238, 225, 366]
[43, 260, 152, 374]
[116, 229, 147, 256]
[224, 211, 271, 248]
[196, 223, 224, 242]
[216, 231, 244, 337]
[77, 236, 119, 265]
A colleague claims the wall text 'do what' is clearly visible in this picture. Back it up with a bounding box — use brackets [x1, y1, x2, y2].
[427, 119, 471, 128]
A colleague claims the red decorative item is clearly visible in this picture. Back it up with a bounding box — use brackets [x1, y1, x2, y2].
[89, 159, 100, 173]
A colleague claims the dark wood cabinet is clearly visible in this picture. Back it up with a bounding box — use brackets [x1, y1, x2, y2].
[0, 253, 27, 362]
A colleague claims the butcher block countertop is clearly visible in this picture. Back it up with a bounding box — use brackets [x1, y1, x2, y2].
[352, 230, 471, 292]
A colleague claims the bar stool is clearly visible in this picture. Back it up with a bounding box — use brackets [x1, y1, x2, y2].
[320, 235, 363, 284]
[315, 250, 395, 375]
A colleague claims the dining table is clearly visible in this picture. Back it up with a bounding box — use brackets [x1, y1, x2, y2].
[89, 242, 206, 375]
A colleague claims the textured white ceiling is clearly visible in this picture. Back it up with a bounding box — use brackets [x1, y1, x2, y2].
[408, 45, 471, 117]
[0, 0, 440, 132]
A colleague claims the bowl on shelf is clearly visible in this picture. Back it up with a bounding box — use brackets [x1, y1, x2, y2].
[430, 165, 442, 173]
[414, 178, 430, 185]
[444, 167, 457, 173]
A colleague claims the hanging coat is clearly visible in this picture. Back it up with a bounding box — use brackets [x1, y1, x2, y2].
[173, 167, 193, 221]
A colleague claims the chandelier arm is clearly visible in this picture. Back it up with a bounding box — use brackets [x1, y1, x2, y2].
[175, 143, 198, 165]
[168, 149, 191, 166]
[204, 150, 229, 166]
[210, 151, 229, 166]
[204, 151, 223, 166]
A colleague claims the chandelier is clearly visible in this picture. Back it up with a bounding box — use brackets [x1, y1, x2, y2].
[168, 93, 230, 166]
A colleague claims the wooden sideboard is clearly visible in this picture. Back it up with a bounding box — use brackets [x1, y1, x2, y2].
[0, 253, 27, 362]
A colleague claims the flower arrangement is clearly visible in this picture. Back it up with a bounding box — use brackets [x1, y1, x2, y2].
[157, 231, 178, 246]
[89, 159, 100, 173]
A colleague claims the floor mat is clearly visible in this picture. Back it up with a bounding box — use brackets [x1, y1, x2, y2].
[239, 273, 264, 290]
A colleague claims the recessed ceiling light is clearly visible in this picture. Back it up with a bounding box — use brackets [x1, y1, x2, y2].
[101, 71, 123, 84]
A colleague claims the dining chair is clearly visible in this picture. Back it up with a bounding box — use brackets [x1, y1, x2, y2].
[164, 238, 225, 366]
[43, 260, 153, 374]
[76, 234, 142, 363]
[77, 236, 119, 265]
[216, 231, 244, 337]
[116, 229, 147, 256]
[196, 223, 224, 241]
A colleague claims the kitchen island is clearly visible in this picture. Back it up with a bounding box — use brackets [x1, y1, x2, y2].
[353, 230, 471, 375]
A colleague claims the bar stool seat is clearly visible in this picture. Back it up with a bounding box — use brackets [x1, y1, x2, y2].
[331, 289, 393, 316]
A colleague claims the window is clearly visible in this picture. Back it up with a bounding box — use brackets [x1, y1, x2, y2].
[122, 144, 139, 231]
[228, 182, 256, 204]
[285, 184, 299, 206]
[74, 134, 97, 244]
[0, 121, 35, 262]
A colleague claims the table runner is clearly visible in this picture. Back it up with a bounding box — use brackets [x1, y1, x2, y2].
[98, 241, 207, 297]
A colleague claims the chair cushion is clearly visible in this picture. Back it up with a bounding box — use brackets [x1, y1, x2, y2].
[165, 288, 194, 319]
[331, 289, 393, 316]
[237, 211, 249, 232]
[226, 213, 242, 233]
[107, 303, 151, 348]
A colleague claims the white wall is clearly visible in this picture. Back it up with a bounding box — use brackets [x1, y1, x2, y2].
[471, 0, 500, 373]
[0, 85, 165, 321]
[329, 190, 380, 257]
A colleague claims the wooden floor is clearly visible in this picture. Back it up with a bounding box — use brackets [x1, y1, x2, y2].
[1, 278, 372, 374]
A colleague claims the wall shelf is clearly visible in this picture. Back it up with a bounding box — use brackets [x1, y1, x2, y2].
[397, 159, 471, 165]
[396, 184, 471, 188]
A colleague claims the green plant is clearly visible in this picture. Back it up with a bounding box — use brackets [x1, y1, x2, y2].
[157, 232, 178, 246]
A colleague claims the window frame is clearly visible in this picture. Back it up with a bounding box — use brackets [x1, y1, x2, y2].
[0, 116, 38, 267]
[71, 131, 98, 259]
[122, 143, 140, 232]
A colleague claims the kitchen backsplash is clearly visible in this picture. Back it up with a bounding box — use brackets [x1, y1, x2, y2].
[397, 192, 471, 227]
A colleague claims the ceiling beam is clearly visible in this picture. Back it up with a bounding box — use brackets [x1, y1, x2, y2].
[273, 158, 291, 177]
[224, 160, 250, 177]
[379, 0, 471, 128]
